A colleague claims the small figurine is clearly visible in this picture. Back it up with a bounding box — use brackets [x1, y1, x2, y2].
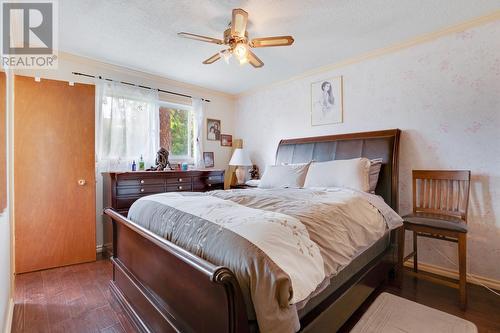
[249, 164, 260, 179]
[147, 147, 172, 171]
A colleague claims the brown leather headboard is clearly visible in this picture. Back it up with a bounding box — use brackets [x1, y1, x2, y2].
[275, 129, 401, 211]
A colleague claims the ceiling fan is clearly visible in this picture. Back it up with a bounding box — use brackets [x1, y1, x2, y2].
[178, 8, 294, 68]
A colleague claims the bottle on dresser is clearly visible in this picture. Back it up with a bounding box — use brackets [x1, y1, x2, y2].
[139, 155, 145, 171]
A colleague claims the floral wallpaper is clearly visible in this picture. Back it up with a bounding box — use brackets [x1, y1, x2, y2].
[235, 21, 500, 281]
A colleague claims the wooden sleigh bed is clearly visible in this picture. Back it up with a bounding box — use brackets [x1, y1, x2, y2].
[104, 129, 403, 333]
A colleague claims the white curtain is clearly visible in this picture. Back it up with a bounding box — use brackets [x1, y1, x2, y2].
[95, 80, 160, 172]
[192, 97, 205, 168]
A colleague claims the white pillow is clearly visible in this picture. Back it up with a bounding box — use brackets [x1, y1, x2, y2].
[304, 158, 371, 192]
[244, 179, 261, 187]
[369, 158, 383, 193]
[258, 163, 311, 189]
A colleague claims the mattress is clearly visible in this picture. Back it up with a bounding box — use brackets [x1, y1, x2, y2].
[297, 231, 391, 318]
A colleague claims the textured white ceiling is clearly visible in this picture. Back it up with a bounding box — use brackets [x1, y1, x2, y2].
[59, 0, 500, 94]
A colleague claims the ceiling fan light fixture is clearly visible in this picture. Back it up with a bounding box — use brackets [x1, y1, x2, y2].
[233, 43, 248, 60]
[178, 8, 294, 68]
[238, 56, 249, 65]
[220, 49, 232, 64]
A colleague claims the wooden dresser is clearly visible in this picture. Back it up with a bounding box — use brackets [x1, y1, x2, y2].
[103, 169, 225, 216]
[102, 169, 224, 255]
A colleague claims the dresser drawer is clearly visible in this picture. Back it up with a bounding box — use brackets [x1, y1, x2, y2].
[166, 176, 191, 185]
[193, 182, 224, 192]
[116, 196, 141, 209]
[117, 177, 165, 187]
[193, 175, 224, 184]
[117, 185, 165, 196]
[167, 184, 192, 192]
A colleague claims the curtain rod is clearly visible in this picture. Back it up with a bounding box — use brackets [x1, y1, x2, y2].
[71, 72, 211, 102]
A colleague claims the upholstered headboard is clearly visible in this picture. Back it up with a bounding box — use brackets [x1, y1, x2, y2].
[275, 129, 401, 211]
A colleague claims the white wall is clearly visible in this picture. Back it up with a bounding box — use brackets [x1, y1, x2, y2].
[14, 53, 236, 250]
[0, 212, 11, 331]
[1, 71, 13, 332]
[236, 21, 500, 281]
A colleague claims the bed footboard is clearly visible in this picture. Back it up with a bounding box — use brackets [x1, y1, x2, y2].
[104, 208, 249, 333]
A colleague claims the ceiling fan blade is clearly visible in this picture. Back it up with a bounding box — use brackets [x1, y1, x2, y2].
[231, 8, 248, 38]
[250, 36, 294, 48]
[178, 32, 223, 45]
[247, 50, 264, 68]
[203, 53, 221, 64]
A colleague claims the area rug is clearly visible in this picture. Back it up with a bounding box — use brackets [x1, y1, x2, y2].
[351, 292, 477, 333]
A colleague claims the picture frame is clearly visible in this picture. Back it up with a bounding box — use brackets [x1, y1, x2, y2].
[207, 118, 221, 141]
[311, 76, 343, 126]
[220, 134, 232, 147]
[203, 152, 215, 168]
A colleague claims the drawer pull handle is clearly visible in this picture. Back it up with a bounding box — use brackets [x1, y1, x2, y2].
[208, 183, 212, 187]
[140, 188, 145, 193]
[140, 180, 145, 184]
[178, 186, 183, 190]
[179, 178, 183, 182]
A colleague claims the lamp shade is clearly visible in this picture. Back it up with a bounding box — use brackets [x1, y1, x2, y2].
[229, 148, 252, 166]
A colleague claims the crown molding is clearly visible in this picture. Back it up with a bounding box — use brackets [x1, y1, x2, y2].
[237, 10, 500, 99]
[16, 10, 500, 100]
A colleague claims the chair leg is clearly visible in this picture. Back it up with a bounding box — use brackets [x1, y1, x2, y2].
[413, 231, 418, 273]
[458, 233, 467, 309]
[397, 226, 405, 287]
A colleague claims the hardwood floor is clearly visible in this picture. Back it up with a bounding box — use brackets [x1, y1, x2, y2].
[340, 272, 500, 332]
[12, 257, 136, 333]
[12, 259, 500, 332]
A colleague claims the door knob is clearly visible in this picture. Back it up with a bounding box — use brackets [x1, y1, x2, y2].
[78, 179, 86, 186]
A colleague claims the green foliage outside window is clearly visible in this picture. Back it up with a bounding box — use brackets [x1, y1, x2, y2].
[169, 109, 193, 157]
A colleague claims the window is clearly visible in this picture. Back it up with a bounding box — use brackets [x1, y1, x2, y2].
[96, 81, 160, 172]
[96, 80, 200, 172]
[159, 104, 194, 162]
[100, 95, 158, 160]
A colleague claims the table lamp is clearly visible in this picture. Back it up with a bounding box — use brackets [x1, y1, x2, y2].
[229, 148, 252, 185]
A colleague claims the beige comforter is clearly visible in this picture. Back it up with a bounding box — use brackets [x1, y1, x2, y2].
[128, 187, 402, 333]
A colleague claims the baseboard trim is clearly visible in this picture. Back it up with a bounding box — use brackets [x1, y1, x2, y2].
[96, 242, 112, 254]
[404, 261, 500, 291]
[3, 298, 13, 333]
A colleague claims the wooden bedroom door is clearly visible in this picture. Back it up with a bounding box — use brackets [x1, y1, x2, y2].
[0, 72, 6, 212]
[14, 75, 96, 273]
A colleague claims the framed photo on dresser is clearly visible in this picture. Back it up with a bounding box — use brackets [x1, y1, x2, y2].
[203, 152, 215, 168]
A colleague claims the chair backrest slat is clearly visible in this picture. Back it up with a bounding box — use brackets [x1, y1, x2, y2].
[436, 179, 442, 210]
[447, 179, 453, 211]
[412, 170, 471, 221]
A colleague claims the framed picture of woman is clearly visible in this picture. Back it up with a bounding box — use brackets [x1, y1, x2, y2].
[311, 76, 343, 126]
[207, 119, 221, 141]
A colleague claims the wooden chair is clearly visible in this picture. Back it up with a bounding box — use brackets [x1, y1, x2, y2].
[401, 170, 471, 309]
